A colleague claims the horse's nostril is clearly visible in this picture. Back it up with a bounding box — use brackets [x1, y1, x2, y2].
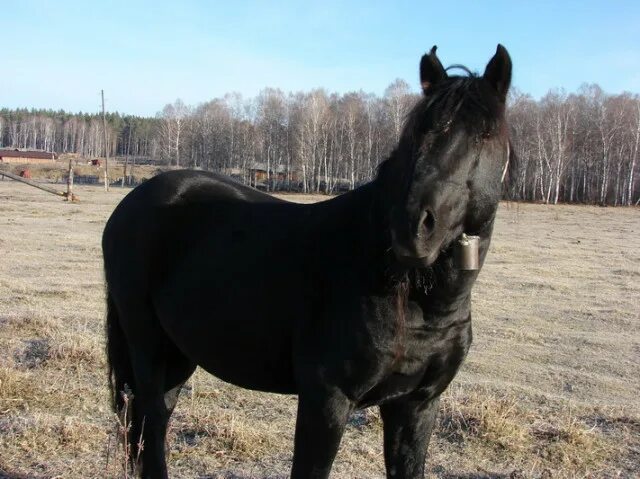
[422, 210, 436, 238]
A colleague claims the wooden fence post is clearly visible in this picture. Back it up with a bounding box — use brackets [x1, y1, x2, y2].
[66, 158, 74, 201]
[0, 170, 78, 201]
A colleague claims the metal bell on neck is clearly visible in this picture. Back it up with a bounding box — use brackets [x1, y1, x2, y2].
[455, 233, 480, 270]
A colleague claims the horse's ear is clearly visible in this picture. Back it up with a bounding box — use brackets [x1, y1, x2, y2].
[483, 44, 512, 101]
[420, 46, 447, 95]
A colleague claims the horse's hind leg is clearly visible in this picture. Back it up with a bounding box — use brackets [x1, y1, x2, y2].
[130, 349, 195, 478]
[121, 305, 195, 479]
[163, 350, 197, 415]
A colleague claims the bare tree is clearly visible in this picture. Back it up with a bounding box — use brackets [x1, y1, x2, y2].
[1, 81, 638, 204]
[158, 99, 189, 166]
[384, 79, 416, 143]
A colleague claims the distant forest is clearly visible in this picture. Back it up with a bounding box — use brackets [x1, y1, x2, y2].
[1, 81, 638, 205]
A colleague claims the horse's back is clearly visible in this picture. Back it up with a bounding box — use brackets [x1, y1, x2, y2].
[103, 170, 285, 268]
[107, 169, 282, 219]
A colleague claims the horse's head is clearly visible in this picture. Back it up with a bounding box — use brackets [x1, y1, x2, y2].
[380, 45, 512, 268]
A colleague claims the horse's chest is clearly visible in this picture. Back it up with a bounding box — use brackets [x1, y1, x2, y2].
[355, 310, 472, 407]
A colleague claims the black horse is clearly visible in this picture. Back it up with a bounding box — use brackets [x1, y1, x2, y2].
[104, 45, 512, 479]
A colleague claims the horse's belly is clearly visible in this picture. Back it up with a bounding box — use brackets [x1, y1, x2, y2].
[163, 311, 297, 393]
[153, 236, 307, 394]
[198, 356, 296, 394]
[154, 279, 299, 395]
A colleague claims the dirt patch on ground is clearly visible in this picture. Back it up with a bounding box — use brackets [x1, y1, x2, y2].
[0, 181, 638, 478]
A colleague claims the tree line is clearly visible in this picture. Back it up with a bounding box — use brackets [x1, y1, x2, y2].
[1, 81, 638, 205]
[0, 108, 157, 162]
[508, 85, 639, 206]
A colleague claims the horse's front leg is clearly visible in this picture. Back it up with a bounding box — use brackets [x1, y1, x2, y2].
[291, 389, 352, 479]
[379, 395, 440, 479]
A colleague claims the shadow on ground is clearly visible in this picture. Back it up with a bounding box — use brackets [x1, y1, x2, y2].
[200, 475, 287, 479]
[437, 471, 552, 479]
[0, 470, 48, 479]
[199, 472, 527, 479]
[439, 474, 512, 479]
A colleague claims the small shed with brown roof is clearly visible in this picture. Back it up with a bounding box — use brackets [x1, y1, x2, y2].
[0, 149, 58, 164]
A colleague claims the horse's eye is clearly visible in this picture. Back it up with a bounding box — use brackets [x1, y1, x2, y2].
[442, 120, 453, 133]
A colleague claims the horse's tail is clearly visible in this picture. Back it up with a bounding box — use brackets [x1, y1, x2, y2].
[105, 290, 132, 414]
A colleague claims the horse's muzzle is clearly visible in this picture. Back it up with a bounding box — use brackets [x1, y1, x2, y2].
[391, 230, 441, 268]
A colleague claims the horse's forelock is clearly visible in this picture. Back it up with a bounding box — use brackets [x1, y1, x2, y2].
[401, 73, 499, 148]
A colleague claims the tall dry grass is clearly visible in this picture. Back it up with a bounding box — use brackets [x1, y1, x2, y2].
[0, 182, 638, 478]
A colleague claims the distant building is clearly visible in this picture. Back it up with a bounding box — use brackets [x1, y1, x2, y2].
[248, 163, 299, 182]
[0, 149, 58, 164]
[248, 162, 282, 182]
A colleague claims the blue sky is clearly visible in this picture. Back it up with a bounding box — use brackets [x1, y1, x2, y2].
[2, 0, 638, 116]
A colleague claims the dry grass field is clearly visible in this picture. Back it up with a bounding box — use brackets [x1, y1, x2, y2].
[0, 179, 638, 478]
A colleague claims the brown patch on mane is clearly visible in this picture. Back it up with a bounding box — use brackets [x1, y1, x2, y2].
[393, 278, 410, 363]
